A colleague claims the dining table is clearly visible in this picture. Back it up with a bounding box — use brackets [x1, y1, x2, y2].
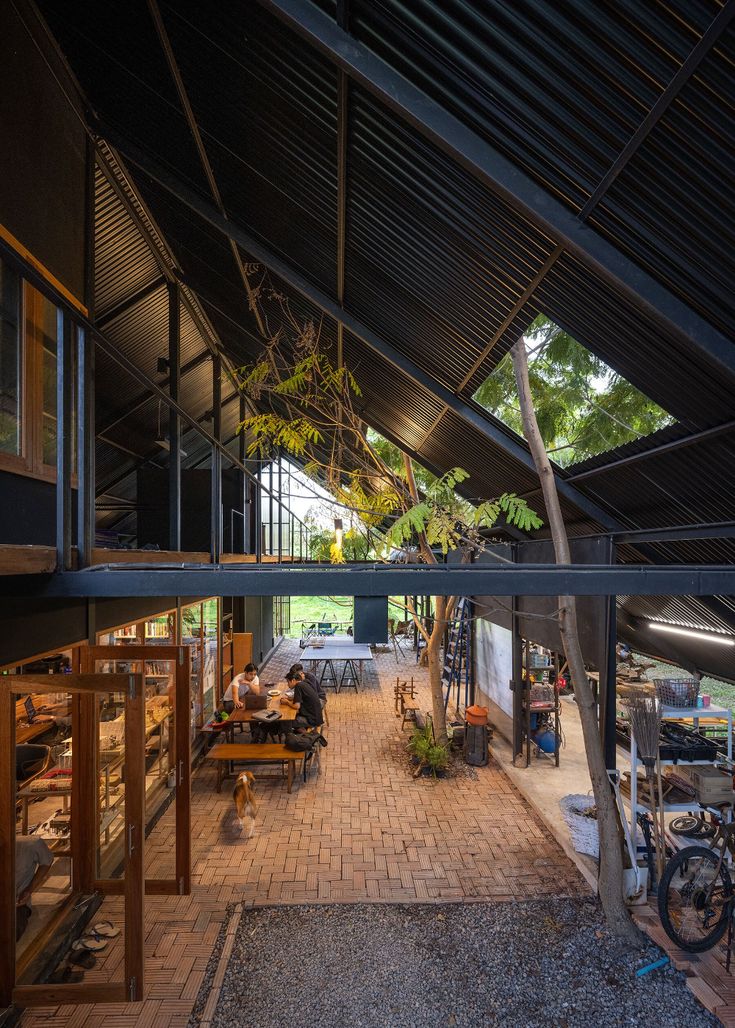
[299, 640, 373, 691]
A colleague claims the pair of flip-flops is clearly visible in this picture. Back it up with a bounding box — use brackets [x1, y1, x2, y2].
[72, 920, 121, 953]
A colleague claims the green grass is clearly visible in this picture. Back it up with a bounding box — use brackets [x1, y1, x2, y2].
[286, 596, 412, 637]
[634, 654, 735, 711]
[287, 596, 354, 636]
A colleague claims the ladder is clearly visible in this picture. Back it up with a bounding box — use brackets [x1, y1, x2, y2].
[442, 597, 472, 714]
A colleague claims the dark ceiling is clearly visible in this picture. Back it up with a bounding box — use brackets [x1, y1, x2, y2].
[30, 0, 735, 674]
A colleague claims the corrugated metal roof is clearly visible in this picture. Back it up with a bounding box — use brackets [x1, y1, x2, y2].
[33, 0, 735, 663]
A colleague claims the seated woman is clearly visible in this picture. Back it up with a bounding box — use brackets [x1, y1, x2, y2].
[16, 835, 54, 939]
[222, 663, 260, 713]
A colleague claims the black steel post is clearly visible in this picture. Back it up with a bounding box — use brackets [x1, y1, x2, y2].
[511, 546, 523, 759]
[211, 354, 222, 562]
[168, 281, 181, 550]
[268, 462, 274, 557]
[277, 456, 283, 562]
[238, 393, 247, 553]
[255, 469, 262, 563]
[56, 310, 73, 570]
[76, 327, 95, 567]
[602, 539, 618, 770]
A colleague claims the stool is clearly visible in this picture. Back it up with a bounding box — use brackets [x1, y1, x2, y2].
[394, 676, 415, 714]
[401, 700, 420, 730]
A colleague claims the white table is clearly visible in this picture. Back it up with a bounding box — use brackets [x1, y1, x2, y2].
[300, 643, 373, 691]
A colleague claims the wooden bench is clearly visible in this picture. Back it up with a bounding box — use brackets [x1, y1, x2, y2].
[207, 742, 305, 793]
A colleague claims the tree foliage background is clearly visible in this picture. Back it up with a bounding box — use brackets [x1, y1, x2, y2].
[475, 316, 672, 466]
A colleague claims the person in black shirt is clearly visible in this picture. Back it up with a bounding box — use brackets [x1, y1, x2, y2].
[289, 663, 326, 704]
[282, 670, 323, 730]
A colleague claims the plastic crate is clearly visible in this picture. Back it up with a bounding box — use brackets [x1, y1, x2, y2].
[681, 765, 735, 805]
[653, 677, 699, 708]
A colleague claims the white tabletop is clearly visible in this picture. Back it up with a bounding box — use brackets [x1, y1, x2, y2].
[303, 634, 355, 645]
[301, 644, 373, 662]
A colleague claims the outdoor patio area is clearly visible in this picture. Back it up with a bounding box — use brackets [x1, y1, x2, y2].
[20, 641, 587, 1028]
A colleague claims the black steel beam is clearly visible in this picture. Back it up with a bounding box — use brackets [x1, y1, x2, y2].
[6, 564, 735, 599]
[254, 0, 735, 381]
[567, 419, 735, 482]
[613, 522, 735, 545]
[96, 276, 166, 329]
[95, 124, 624, 534]
[579, 1, 735, 218]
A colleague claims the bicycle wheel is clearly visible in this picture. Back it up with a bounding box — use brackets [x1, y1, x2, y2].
[658, 845, 733, 952]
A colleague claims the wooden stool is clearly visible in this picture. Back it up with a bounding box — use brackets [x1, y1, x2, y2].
[394, 676, 416, 715]
[401, 700, 420, 730]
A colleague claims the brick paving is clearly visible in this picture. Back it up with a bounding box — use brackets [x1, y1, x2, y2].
[21, 640, 586, 1027]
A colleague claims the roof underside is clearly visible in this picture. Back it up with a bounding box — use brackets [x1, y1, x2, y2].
[33, 0, 735, 674]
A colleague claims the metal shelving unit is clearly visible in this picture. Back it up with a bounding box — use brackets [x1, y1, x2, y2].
[629, 703, 733, 848]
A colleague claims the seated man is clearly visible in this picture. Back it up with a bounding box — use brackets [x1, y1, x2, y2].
[16, 835, 54, 939]
[289, 663, 326, 706]
[281, 670, 324, 731]
[222, 663, 261, 713]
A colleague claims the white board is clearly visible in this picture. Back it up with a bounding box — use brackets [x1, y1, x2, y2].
[475, 618, 513, 718]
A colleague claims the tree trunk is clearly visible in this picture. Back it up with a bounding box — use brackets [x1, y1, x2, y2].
[510, 336, 641, 947]
[428, 595, 448, 746]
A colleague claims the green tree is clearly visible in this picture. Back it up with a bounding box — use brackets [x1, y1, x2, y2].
[475, 316, 672, 466]
[233, 287, 541, 743]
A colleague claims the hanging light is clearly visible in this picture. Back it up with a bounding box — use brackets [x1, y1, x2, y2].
[649, 622, 735, 647]
[334, 518, 343, 553]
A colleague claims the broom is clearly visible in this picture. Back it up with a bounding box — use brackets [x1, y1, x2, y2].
[621, 688, 664, 882]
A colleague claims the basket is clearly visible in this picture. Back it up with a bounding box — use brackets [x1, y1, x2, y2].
[653, 677, 699, 708]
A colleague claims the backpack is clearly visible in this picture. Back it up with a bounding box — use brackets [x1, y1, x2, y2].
[284, 732, 317, 752]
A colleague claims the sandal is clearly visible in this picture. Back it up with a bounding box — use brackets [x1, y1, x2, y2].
[93, 920, 121, 938]
[72, 935, 108, 952]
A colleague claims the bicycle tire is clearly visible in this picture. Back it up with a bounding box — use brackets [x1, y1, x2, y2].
[658, 845, 733, 952]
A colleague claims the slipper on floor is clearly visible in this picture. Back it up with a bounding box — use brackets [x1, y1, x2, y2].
[69, 949, 97, 969]
[72, 935, 107, 952]
[93, 920, 120, 938]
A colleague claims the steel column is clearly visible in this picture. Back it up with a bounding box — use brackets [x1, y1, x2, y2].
[168, 281, 181, 550]
[56, 310, 73, 570]
[76, 327, 95, 567]
[211, 354, 222, 562]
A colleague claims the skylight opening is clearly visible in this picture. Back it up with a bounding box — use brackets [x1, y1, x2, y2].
[473, 315, 674, 467]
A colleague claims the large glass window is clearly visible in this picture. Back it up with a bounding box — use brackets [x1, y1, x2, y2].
[0, 259, 21, 457]
[38, 293, 59, 467]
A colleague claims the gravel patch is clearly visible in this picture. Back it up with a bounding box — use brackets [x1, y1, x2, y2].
[201, 900, 719, 1028]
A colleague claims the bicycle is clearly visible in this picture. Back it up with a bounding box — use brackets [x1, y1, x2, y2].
[658, 808, 735, 955]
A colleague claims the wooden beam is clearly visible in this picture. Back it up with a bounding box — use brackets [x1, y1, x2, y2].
[0, 544, 56, 575]
[71, 690, 98, 894]
[0, 687, 16, 1006]
[92, 548, 210, 565]
[176, 646, 192, 894]
[2, 673, 134, 694]
[95, 878, 182, 895]
[13, 983, 127, 1007]
[124, 673, 146, 1002]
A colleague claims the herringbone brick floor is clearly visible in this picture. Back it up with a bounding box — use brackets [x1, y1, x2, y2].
[21, 641, 586, 1027]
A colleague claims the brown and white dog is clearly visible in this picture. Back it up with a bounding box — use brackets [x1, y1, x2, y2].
[232, 771, 258, 838]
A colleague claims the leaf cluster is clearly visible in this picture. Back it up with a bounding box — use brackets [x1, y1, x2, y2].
[474, 315, 672, 466]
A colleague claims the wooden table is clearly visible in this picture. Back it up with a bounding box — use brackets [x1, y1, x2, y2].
[220, 693, 298, 740]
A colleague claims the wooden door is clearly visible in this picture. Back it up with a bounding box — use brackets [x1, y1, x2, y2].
[1, 672, 145, 1007]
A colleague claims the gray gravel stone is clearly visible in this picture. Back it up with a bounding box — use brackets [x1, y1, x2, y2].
[193, 900, 720, 1028]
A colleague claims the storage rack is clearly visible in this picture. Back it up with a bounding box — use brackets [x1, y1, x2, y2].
[628, 703, 733, 848]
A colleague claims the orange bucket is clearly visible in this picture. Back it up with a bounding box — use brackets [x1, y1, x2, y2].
[465, 704, 489, 726]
